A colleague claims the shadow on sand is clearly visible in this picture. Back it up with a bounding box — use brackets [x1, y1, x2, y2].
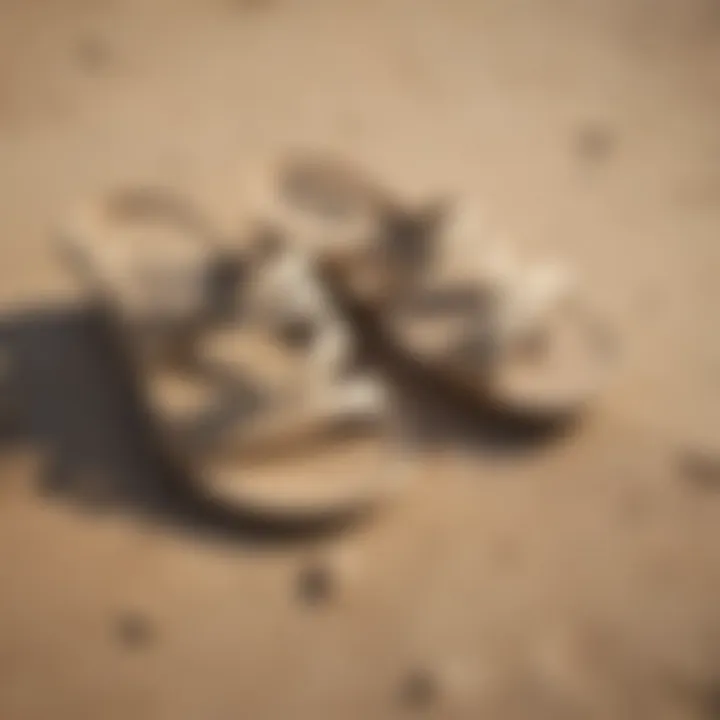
[0, 299, 581, 545]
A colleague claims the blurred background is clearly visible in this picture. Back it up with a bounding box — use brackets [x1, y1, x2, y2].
[0, 0, 719, 718]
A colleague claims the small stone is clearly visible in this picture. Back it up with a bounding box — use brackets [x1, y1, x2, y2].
[296, 544, 362, 607]
[678, 449, 720, 490]
[74, 35, 112, 73]
[296, 562, 334, 606]
[574, 123, 616, 162]
[399, 668, 439, 709]
[115, 611, 155, 649]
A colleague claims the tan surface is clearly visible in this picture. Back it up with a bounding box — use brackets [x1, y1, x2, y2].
[1, 0, 720, 718]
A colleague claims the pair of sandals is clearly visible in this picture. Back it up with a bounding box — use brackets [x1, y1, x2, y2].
[57, 152, 615, 527]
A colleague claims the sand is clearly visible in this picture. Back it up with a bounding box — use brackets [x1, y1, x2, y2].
[0, 0, 719, 717]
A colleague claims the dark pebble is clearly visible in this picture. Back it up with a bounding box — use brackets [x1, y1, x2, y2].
[400, 668, 439, 709]
[75, 35, 112, 73]
[574, 123, 616, 162]
[115, 611, 155, 649]
[296, 562, 334, 606]
[678, 449, 720, 490]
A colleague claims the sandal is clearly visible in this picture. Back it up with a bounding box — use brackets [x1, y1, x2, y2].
[383, 242, 617, 423]
[267, 154, 617, 425]
[58, 187, 409, 525]
[247, 150, 450, 308]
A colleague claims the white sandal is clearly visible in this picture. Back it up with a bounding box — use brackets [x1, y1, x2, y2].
[58, 187, 409, 525]
[384, 245, 617, 423]
[268, 154, 617, 424]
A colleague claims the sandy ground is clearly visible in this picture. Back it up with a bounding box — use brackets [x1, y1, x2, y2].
[0, 0, 720, 718]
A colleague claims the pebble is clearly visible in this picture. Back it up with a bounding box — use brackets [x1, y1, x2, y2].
[296, 561, 335, 606]
[574, 123, 616, 162]
[678, 448, 720, 490]
[115, 610, 156, 649]
[399, 667, 439, 709]
[296, 544, 361, 607]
